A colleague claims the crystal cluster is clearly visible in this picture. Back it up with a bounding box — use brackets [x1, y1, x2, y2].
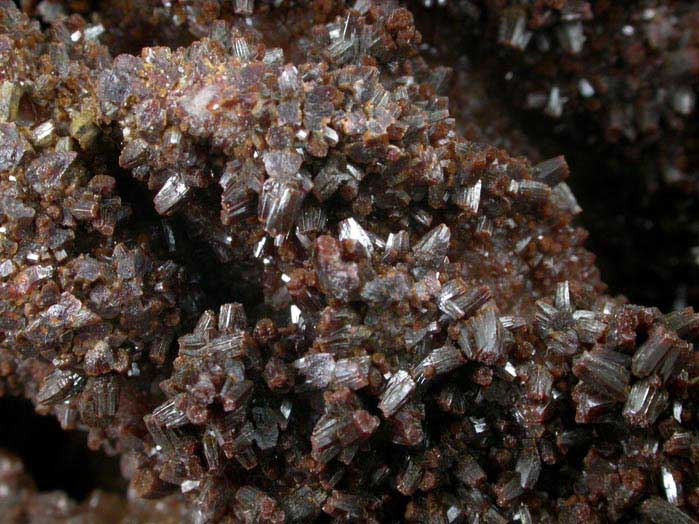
[0, 1, 199, 462]
[1, 1, 699, 523]
[416, 1, 699, 187]
[410, 0, 699, 313]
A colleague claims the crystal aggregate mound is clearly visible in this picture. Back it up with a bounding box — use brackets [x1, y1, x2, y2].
[0, 1, 201, 461]
[1, 1, 699, 523]
[412, 0, 699, 189]
[409, 0, 699, 311]
[73, 0, 699, 308]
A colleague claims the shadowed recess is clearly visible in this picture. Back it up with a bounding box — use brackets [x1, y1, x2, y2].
[0, 396, 125, 500]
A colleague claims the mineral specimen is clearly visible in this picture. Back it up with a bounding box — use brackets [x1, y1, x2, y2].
[0, 1, 699, 523]
[412, 0, 699, 310]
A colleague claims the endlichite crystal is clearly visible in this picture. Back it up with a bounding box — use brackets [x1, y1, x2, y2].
[573, 350, 630, 401]
[632, 325, 685, 380]
[623, 376, 669, 427]
[378, 370, 416, 418]
[154, 173, 190, 215]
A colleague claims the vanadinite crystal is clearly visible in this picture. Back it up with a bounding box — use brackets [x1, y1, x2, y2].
[1, 0, 699, 523]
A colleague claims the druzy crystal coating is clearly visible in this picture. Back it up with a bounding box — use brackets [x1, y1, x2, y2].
[0, 0, 699, 523]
